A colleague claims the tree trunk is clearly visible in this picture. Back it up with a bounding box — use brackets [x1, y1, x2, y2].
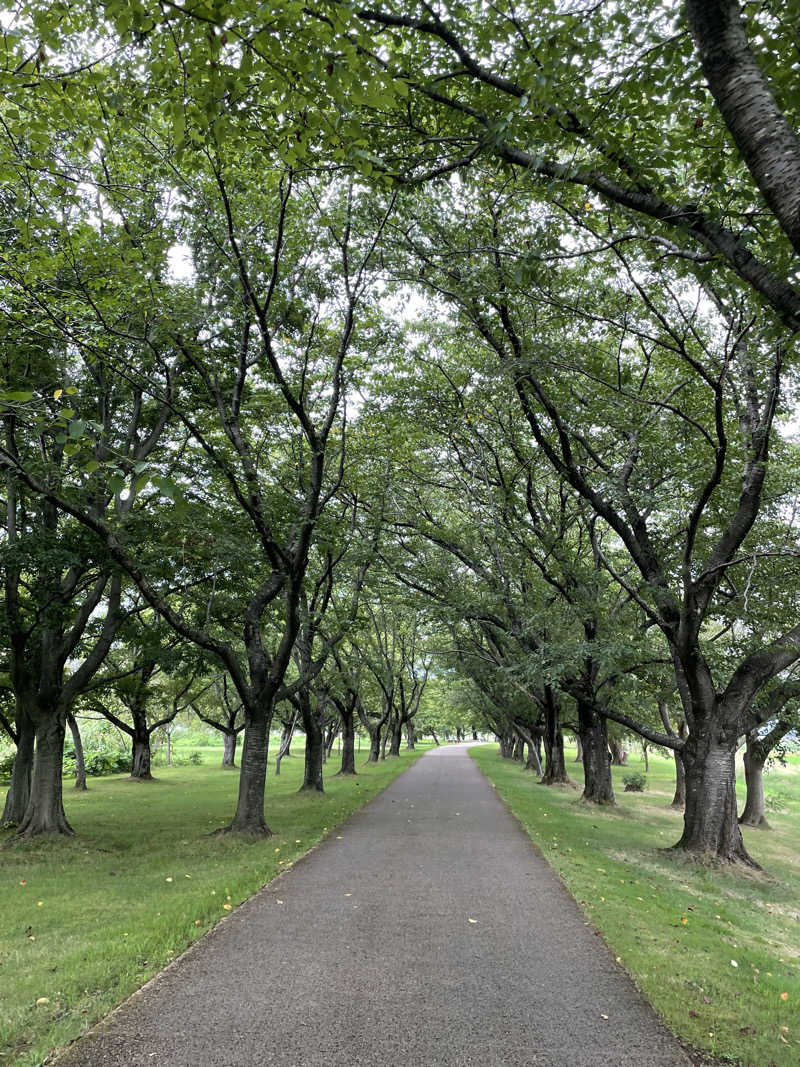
[456, 727, 465, 741]
[221, 712, 272, 835]
[130, 712, 154, 780]
[574, 736, 583, 762]
[672, 749, 687, 808]
[609, 738, 628, 766]
[673, 724, 756, 865]
[578, 701, 615, 805]
[338, 708, 356, 775]
[367, 724, 382, 763]
[430, 728, 440, 746]
[499, 732, 514, 759]
[298, 696, 324, 793]
[738, 733, 769, 828]
[17, 712, 74, 837]
[222, 731, 237, 768]
[406, 720, 416, 750]
[380, 719, 391, 760]
[131, 736, 153, 780]
[388, 713, 403, 757]
[472, 730, 479, 740]
[524, 737, 543, 775]
[642, 743, 650, 774]
[2, 706, 34, 825]
[541, 694, 569, 784]
[67, 712, 87, 791]
[511, 733, 525, 762]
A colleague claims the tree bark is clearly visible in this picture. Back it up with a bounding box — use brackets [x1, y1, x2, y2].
[578, 701, 615, 804]
[686, 0, 800, 257]
[220, 712, 272, 835]
[541, 693, 569, 784]
[673, 725, 755, 865]
[738, 732, 769, 828]
[574, 735, 583, 762]
[406, 720, 416, 750]
[67, 712, 87, 791]
[388, 712, 403, 757]
[2, 706, 34, 825]
[672, 748, 687, 808]
[298, 694, 324, 792]
[17, 713, 74, 837]
[338, 707, 356, 775]
[222, 731, 237, 768]
[609, 738, 628, 766]
[130, 711, 154, 780]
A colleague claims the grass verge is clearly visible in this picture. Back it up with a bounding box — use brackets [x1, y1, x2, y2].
[470, 745, 800, 1067]
[1, 744, 427, 1066]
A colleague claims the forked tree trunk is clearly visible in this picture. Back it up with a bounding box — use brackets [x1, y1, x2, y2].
[338, 708, 356, 775]
[673, 724, 756, 866]
[221, 712, 272, 835]
[578, 701, 615, 805]
[17, 712, 74, 837]
[738, 733, 769, 828]
[67, 713, 87, 791]
[2, 707, 35, 824]
[222, 731, 237, 768]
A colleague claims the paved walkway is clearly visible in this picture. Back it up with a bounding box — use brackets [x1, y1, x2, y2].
[56, 745, 690, 1066]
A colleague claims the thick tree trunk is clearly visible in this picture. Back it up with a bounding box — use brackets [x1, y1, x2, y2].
[578, 702, 615, 805]
[67, 712, 87, 791]
[17, 713, 74, 837]
[499, 732, 514, 759]
[541, 696, 568, 784]
[220, 712, 272, 835]
[472, 730, 479, 741]
[456, 727, 465, 741]
[738, 734, 769, 828]
[673, 725, 756, 865]
[222, 731, 237, 768]
[2, 706, 34, 825]
[130, 709, 154, 780]
[388, 714, 403, 757]
[338, 708, 356, 775]
[406, 721, 416, 750]
[366, 725, 382, 763]
[380, 719, 391, 760]
[609, 738, 628, 766]
[298, 695, 324, 792]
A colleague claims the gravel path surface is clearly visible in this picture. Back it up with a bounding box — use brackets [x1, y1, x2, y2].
[55, 744, 690, 1066]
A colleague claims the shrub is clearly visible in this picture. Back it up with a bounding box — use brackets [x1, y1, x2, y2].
[623, 771, 647, 792]
[0, 750, 16, 780]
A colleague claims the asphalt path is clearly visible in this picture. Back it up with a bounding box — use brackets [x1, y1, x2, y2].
[55, 744, 690, 1066]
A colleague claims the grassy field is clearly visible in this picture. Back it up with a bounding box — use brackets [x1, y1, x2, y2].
[0, 743, 427, 1066]
[470, 744, 800, 1067]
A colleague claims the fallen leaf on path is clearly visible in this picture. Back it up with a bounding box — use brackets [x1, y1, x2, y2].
[600, 1014, 608, 1020]
[467, 918, 478, 924]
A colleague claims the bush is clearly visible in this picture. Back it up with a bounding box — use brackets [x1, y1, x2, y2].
[0, 750, 16, 781]
[623, 771, 647, 792]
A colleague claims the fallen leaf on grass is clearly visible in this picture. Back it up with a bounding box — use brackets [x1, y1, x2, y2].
[223, 904, 232, 911]
[780, 992, 789, 1000]
[35, 998, 49, 1006]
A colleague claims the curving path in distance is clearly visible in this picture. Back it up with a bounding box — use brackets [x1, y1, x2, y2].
[55, 744, 690, 1066]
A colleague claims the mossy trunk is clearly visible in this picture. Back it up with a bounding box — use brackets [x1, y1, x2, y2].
[17, 712, 74, 837]
[2, 706, 34, 825]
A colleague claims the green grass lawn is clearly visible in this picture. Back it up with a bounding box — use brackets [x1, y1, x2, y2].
[0, 743, 427, 1066]
[471, 744, 800, 1067]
